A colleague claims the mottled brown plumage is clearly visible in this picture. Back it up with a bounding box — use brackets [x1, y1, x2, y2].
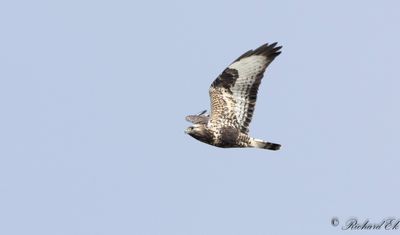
[185, 43, 282, 150]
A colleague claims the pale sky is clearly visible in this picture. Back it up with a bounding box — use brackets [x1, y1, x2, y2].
[1, 0, 399, 234]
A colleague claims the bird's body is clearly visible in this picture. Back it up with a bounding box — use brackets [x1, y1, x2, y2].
[185, 42, 282, 150]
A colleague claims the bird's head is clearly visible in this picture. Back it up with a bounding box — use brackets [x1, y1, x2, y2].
[185, 124, 212, 144]
[185, 124, 206, 135]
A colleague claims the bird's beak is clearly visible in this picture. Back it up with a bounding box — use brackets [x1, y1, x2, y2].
[184, 127, 191, 134]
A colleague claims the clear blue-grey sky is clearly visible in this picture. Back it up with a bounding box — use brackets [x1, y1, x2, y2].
[1, 0, 399, 234]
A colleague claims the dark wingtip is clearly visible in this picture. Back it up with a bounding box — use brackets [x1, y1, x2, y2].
[198, 110, 207, 115]
[233, 42, 282, 63]
[254, 42, 282, 58]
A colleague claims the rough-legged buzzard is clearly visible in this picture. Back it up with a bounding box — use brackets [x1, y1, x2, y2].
[185, 43, 282, 150]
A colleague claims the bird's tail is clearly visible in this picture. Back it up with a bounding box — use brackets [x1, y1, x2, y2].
[250, 138, 281, 151]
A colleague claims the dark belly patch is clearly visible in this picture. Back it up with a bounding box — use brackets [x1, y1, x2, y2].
[218, 126, 239, 147]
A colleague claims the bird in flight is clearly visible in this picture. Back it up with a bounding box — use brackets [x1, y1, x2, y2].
[185, 42, 282, 150]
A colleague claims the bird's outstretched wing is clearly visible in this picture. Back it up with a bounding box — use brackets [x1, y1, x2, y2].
[208, 43, 281, 133]
[185, 110, 210, 124]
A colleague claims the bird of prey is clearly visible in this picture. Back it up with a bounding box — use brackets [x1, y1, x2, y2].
[185, 42, 282, 150]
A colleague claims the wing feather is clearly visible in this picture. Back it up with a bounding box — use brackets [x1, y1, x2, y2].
[185, 110, 209, 124]
[208, 43, 281, 133]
